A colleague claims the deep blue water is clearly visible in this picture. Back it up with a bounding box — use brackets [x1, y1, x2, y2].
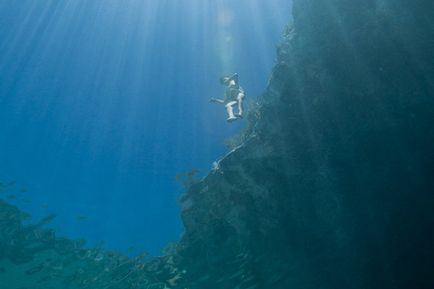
[0, 0, 292, 255]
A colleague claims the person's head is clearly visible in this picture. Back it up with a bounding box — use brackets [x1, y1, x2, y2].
[220, 76, 231, 85]
[220, 74, 238, 86]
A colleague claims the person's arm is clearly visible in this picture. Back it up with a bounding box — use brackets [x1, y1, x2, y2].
[210, 97, 224, 104]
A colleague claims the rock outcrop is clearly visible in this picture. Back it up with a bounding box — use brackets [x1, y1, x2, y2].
[175, 1, 434, 288]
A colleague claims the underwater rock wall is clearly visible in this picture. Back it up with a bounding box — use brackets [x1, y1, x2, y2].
[176, 0, 434, 288]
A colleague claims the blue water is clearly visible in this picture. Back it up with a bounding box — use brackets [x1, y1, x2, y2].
[0, 0, 292, 255]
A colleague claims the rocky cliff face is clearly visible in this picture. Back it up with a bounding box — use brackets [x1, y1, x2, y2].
[175, 1, 434, 288]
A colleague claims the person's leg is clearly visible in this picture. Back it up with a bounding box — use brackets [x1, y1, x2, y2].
[236, 92, 245, 117]
[225, 101, 237, 122]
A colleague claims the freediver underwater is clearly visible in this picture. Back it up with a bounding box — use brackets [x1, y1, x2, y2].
[210, 73, 245, 122]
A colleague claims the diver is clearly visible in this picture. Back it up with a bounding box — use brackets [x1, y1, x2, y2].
[210, 73, 245, 122]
